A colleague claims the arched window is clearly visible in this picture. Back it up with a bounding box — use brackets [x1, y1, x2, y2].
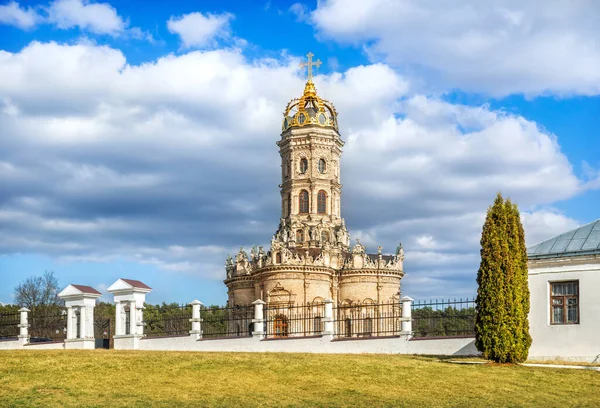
[299, 158, 308, 174]
[318, 158, 326, 173]
[345, 318, 352, 338]
[276, 252, 282, 264]
[274, 315, 288, 337]
[287, 193, 291, 216]
[299, 190, 309, 213]
[314, 316, 322, 334]
[317, 190, 327, 214]
[364, 318, 373, 337]
[296, 229, 304, 243]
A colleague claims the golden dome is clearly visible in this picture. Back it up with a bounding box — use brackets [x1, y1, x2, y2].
[282, 79, 338, 132]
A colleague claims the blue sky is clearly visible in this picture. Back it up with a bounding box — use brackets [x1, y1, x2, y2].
[0, 0, 598, 306]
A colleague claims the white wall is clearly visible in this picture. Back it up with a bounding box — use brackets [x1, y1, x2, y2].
[528, 258, 600, 363]
[134, 334, 478, 356]
[0, 339, 21, 350]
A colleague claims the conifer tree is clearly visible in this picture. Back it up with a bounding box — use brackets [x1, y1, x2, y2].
[475, 193, 531, 363]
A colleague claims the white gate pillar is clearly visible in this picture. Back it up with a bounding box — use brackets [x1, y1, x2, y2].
[65, 306, 74, 340]
[115, 301, 123, 335]
[18, 307, 29, 345]
[79, 305, 86, 339]
[107, 278, 152, 350]
[252, 299, 266, 339]
[189, 300, 203, 339]
[400, 296, 413, 336]
[58, 284, 102, 349]
[323, 298, 334, 338]
[129, 300, 137, 336]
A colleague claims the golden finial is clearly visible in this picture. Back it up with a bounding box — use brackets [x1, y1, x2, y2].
[299, 52, 321, 81]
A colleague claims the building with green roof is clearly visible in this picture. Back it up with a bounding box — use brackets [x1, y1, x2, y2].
[526, 219, 600, 363]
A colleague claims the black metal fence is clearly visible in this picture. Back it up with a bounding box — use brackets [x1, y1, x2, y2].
[411, 298, 476, 338]
[265, 303, 325, 338]
[29, 308, 67, 342]
[0, 310, 20, 339]
[334, 301, 401, 338]
[144, 304, 192, 337]
[202, 305, 254, 338]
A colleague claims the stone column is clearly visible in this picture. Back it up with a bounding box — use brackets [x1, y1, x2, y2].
[66, 306, 74, 340]
[189, 300, 203, 339]
[252, 299, 266, 339]
[322, 298, 334, 338]
[87, 305, 94, 339]
[400, 296, 413, 336]
[18, 307, 29, 345]
[137, 305, 145, 336]
[115, 301, 123, 336]
[129, 301, 137, 337]
[79, 306, 86, 339]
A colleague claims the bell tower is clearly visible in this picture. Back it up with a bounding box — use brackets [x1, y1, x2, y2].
[224, 52, 404, 309]
[275, 53, 349, 249]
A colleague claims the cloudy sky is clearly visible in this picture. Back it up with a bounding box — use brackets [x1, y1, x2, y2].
[0, 0, 598, 305]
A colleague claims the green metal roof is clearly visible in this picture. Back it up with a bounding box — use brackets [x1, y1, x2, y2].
[528, 219, 600, 259]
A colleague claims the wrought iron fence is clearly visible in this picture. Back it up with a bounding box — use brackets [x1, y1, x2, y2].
[334, 301, 401, 338]
[29, 308, 67, 342]
[144, 304, 192, 337]
[0, 310, 20, 339]
[265, 303, 325, 338]
[411, 298, 476, 338]
[202, 305, 254, 338]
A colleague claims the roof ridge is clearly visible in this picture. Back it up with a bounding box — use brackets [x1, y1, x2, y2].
[527, 218, 600, 258]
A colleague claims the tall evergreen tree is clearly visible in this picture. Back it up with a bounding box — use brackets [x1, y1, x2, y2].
[505, 199, 532, 362]
[475, 193, 531, 363]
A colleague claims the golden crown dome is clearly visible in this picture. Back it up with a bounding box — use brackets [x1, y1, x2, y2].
[282, 53, 338, 132]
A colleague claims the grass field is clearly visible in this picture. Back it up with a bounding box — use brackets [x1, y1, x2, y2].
[0, 351, 598, 407]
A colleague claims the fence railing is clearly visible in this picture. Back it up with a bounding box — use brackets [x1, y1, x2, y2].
[144, 305, 192, 337]
[29, 308, 67, 342]
[334, 301, 402, 338]
[264, 303, 325, 338]
[411, 298, 476, 338]
[202, 305, 254, 338]
[0, 310, 20, 339]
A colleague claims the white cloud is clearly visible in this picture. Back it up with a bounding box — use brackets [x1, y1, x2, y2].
[0, 0, 153, 40]
[289, 3, 309, 22]
[0, 1, 42, 29]
[167, 12, 234, 49]
[47, 0, 126, 35]
[0, 40, 596, 299]
[312, 0, 600, 96]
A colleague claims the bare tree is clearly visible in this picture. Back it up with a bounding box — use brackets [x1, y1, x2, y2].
[14, 271, 63, 310]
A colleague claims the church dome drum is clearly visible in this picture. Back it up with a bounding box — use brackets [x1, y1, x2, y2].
[282, 80, 338, 132]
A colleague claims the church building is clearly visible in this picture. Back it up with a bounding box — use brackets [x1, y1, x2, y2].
[224, 54, 405, 309]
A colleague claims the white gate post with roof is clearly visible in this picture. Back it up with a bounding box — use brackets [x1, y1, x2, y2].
[252, 299, 266, 339]
[400, 296, 414, 337]
[18, 307, 30, 345]
[107, 278, 152, 350]
[189, 300, 203, 340]
[58, 284, 102, 349]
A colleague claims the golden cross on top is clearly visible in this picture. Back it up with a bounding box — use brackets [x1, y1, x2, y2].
[299, 52, 321, 81]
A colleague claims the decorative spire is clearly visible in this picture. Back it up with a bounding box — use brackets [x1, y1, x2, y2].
[299, 52, 322, 82]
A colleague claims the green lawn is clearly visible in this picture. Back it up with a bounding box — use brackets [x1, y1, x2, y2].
[0, 350, 598, 407]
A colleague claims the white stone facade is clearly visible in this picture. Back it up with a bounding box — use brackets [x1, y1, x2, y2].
[528, 255, 600, 362]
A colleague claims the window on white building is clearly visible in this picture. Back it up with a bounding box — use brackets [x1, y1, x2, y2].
[550, 281, 579, 325]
